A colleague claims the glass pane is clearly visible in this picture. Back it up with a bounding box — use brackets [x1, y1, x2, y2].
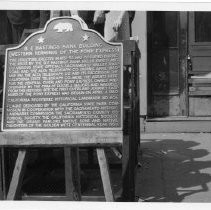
[195, 12, 211, 42]
[152, 11, 178, 48]
[151, 49, 179, 93]
[150, 12, 179, 93]
[165, 12, 178, 47]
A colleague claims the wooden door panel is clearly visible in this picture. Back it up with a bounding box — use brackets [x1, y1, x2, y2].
[192, 57, 211, 71]
[189, 97, 211, 116]
[150, 95, 180, 117]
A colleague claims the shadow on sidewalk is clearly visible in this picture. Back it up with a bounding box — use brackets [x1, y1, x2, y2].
[136, 139, 211, 202]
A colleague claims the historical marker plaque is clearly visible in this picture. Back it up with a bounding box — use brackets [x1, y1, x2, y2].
[2, 17, 123, 131]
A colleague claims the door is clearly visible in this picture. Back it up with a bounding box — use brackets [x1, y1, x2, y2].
[188, 12, 211, 116]
[147, 11, 187, 117]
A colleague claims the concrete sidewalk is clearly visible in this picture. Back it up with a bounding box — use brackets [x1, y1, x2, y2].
[136, 133, 211, 202]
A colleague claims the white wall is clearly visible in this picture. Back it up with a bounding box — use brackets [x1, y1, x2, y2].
[132, 11, 147, 116]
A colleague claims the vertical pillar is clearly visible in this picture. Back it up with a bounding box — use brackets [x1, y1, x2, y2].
[132, 11, 147, 117]
[179, 12, 188, 116]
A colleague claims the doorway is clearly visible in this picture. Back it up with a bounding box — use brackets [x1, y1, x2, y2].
[147, 11, 211, 118]
[145, 11, 211, 132]
[147, 11, 186, 117]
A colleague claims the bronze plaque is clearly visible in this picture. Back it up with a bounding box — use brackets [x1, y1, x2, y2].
[2, 17, 123, 131]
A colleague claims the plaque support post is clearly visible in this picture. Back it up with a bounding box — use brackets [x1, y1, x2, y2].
[96, 148, 115, 201]
[7, 149, 28, 200]
[121, 41, 141, 201]
[0, 149, 4, 200]
[64, 147, 81, 201]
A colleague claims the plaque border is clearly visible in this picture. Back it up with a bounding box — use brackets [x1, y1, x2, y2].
[1, 17, 123, 132]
